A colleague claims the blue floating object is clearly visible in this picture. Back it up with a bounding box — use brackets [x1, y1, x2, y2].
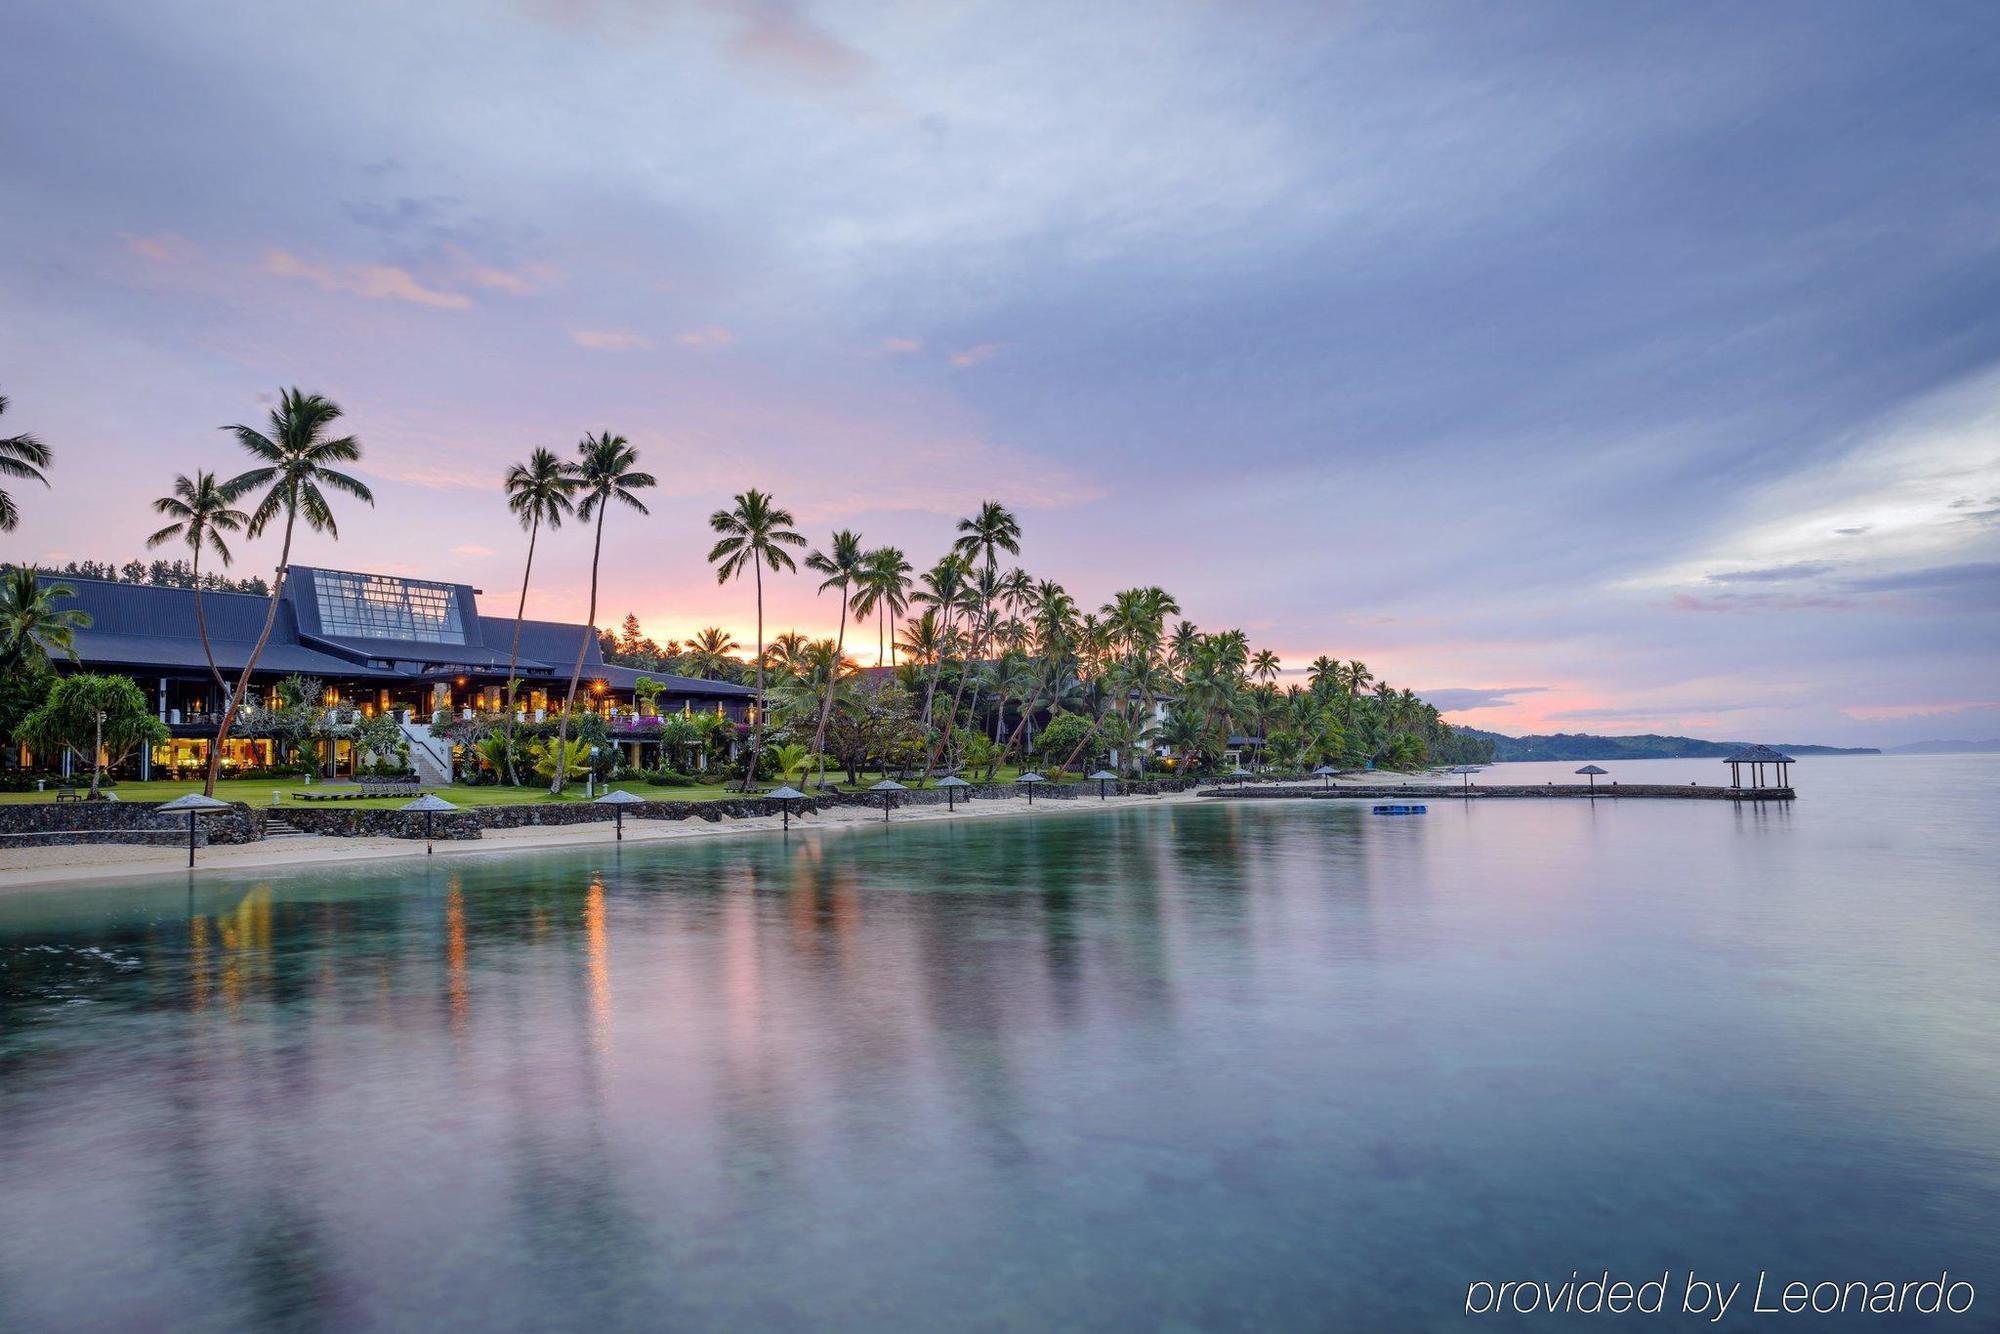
[1371, 804, 1428, 815]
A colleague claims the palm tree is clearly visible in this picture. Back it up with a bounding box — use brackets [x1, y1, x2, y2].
[213, 389, 374, 792]
[501, 448, 579, 784]
[804, 529, 866, 779]
[146, 472, 249, 790]
[1307, 654, 1339, 697]
[683, 626, 740, 679]
[0, 566, 90, 672]
[918, 503, 1021, 781]
[550, 433, 654, 794]
[707, 489, 804, 791]
[0, 392, 53, 532]
[851, 546, 912, 668]
[1251, 648, 1281, 684]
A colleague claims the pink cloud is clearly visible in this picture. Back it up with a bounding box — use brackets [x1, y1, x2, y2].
[726, 3, 869, 86]
[950, 342, 1002, 368]
[1841, 700, 1997, 721]
[263, 249, 471, 309]
[451, 544, 496, 559]
[676, 325, 736, 348]
[123, 233, 196, 262]
[571, 328, 654, 351]
[881, 337, 923, 354]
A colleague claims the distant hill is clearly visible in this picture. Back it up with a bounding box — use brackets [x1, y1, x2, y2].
[1883, 739, 2000, 755]
[1459, 729, 1879, 762]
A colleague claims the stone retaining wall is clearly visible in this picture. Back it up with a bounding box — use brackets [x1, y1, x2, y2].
[1204, 783, 1794, 802]
[0, 800, 263, 846]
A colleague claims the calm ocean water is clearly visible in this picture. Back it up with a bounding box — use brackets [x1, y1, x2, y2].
[1, 754, 1995, 1331]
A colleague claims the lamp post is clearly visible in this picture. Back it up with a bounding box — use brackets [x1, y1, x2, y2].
[158, 793, 232, 868]
[586, 745, 600, 799]
[1019, 771, 1046, 805]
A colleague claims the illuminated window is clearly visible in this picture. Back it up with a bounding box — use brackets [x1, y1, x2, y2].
[311, 570, 466, 644]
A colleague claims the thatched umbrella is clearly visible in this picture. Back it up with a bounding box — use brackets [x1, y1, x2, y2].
[400, 792, 459, 854]
[158, 793, 232, 868]
[593, 788, 646, 840]
[935, 775, 970, 812]
[1311, 764, 1337, 790]
[1229, 765, 1253, 789]
[1088, 769, 1118, 800]
[767, 784, 806, 830]
[1450, 764, 1481, 791]
[869, 779, 906, 822]
[1018, 771, 1047, 805]
[1575, 764, 1608, 792]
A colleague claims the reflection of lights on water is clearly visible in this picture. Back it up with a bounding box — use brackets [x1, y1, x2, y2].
[446, 878, 469, 1038]
[584, 878, 612, 1049]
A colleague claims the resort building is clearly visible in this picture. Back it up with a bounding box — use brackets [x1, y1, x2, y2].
[32, 567, 756, 779]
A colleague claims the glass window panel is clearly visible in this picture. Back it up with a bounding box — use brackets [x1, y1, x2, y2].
[310, 570, 467, 644]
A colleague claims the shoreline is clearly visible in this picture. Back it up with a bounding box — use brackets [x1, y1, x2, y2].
[0, 787, 1212, 895]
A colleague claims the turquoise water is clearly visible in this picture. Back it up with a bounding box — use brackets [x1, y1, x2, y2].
[1, 754, 1995, 1330]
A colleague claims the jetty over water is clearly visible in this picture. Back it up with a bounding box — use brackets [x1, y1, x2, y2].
[1201, 782, 1794, 802]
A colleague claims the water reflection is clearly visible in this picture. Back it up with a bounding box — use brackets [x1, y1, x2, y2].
[1, 778, 1997, 1330]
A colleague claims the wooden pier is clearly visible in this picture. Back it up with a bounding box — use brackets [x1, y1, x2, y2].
[1201, 783, 1794, 802]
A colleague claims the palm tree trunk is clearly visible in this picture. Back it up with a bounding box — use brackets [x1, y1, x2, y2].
[745, 562, 765, 793]
[209, 502, 297, 795]
[90, 707, 104, 799]
[189, 551, 227, 797]
[504, 516, 539, 787]
[552, 506, 606, 795]
[921, 601, 987, 782]
[809, 591, 847, 784]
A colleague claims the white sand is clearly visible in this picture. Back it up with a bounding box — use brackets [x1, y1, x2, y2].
[0, 788, 1205, 893]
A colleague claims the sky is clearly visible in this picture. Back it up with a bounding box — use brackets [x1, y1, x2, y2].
[2, 0, 1997, 748]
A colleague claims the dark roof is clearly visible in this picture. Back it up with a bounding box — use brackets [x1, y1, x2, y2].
[1724, 745, 1794, 763]
[49, 578, 403, 679]
[42, 571, 749, 695]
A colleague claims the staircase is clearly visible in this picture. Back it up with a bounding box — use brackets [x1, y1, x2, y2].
[262, 814, 311, 840]
[399, 720, 455, 786]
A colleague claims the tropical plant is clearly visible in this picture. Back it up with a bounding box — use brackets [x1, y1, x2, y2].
[549, 432, 653, 794]
[14, 673, 167, 798]
[771, 741, 811, 786]
[145, 471, 249, 791]
[804, 529, 866, 780]
[707, 489, 805, 791]
[211, 388, 373, 792]
[502, 446, 579, 784]
[0, 566, 90, 673]
[852, 545, 912, 668]
[529, 735, 593, 784]
[684, 626, 741, 680]
[0, 391, 52, 532]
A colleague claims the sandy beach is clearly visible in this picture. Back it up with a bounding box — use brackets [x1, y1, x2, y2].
[0, 787, 1214, 892]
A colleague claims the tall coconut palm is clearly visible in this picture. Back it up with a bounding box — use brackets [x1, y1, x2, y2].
[0, 393, 53, 532]
[1251, 648, 1281, 685]
[213, 389, 373, 792]
[0, 566, 90, 672]
[684, 626, 740, 679]
[851, 546, 911, 668]
[550, 433, 654, 795]
[501, 448, 579, 784]
[707, 489, 804, 791]
[146, 472, 249, 790]
[804, 529, 866, 778]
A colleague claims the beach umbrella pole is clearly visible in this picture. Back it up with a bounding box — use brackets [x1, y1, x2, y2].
[188, 812, 197, 868]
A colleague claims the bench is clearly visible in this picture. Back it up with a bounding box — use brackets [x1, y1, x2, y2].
[53, 786, 82, 803]
[289, 786, 423, 802]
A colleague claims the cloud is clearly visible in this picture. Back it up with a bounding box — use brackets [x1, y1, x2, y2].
[880, 337, 922, 354]
[676, 325, 736, 348]
[123, 233, 195, 262]
[451, 544, 496, 558]
[1670, 592, 1856, 613]
[724, 1, 870, 86]
[950, 343, 1002, 368]
[1841, 700, 2000, 722]
[1706, 561, 1836, 584]
[1425, 685, 1549, 712]
[571, 328, 653, 351]
[263, 249, 471, 308]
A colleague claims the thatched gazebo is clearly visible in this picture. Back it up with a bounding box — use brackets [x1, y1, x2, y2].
[1575, 764, 1608, 791]
[1725, 745, 1794, 790]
